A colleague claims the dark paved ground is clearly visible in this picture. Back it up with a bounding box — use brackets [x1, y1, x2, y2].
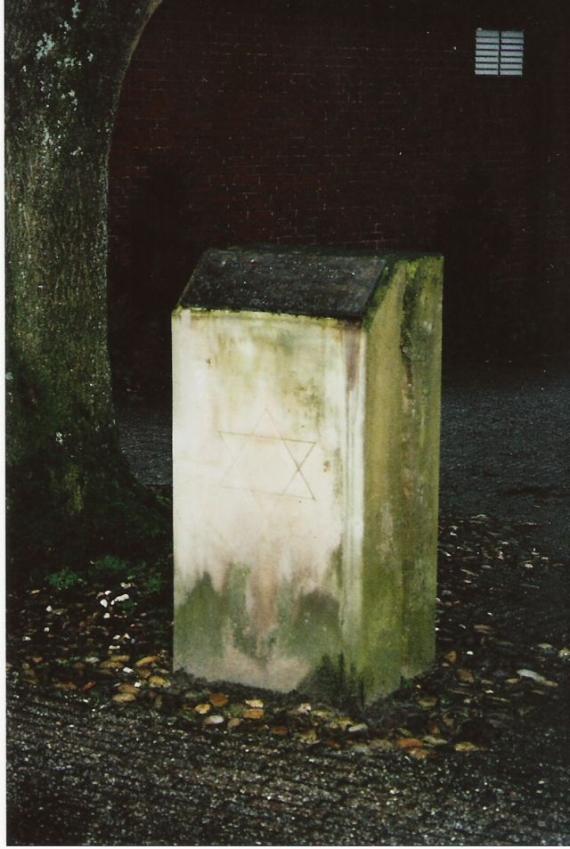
[6, 679, 569, 846]
[7, 360, 570, 846]
[439, 362, 570, 558]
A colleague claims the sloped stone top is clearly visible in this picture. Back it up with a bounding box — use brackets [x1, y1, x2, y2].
[178, 246, 388, 321]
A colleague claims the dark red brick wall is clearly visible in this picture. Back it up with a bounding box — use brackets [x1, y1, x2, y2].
[108, 0, 568, 384]
[532, 5, 570, 355]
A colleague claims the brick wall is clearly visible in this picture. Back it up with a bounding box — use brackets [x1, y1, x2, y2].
[108, 0, 568, 385]
[532, 5, 570, 355]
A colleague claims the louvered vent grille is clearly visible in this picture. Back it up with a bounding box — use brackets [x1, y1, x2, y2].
[475, 29, 524, 77]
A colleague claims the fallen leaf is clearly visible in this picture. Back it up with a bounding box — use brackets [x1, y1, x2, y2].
[327, 717, 353, 731]
[517, 669, 558, 687]
[53, 681, 77, 691]
[112, 692, 136, 704]
[445, 650, 458, 664]
[99, 658, 124, 670]
[148, 675, 170, 688]
[107, 654, 130, 663]
[368, 738, 394, 752]
[348, 723, 368, 735]
[298, 728, 319, 745]
[397, 738, 424, 750]
[454, 741, 481, 752]
[474, 624, 493, 635]
[135, 655, 161, 668]
[312, 709, 334, 720]
[244, 698, 264, 709]
[118, 683, 139, 696]
[423, 735, 448, 746]
[418, 696, 438, 709]
[22, 669, 38, 683]
[183, 690, 203, 702]
[194, 703, 212, 715]
[271, 726, 289, 736]
[293, 702, 312, 715]
[457, 668, 475, 684]
[82, 681, 97, 692]
[558, 647, 570, 660]
[111, 594, 130, 605]
[243, 708, 264, 720]
[227, 718, 242, 731]
[209, 692, 229, 708]
[408, 747, 430, 760]
[203, 714, 225, 726]
[517, 668, 542, 682]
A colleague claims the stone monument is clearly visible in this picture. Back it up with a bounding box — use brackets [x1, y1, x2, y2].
[172, 246, 443, 703]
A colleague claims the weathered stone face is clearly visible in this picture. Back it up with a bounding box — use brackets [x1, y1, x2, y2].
[172, 247, 443, 703]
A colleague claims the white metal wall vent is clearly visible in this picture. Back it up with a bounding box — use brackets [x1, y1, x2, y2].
[475, 29, 524, 77]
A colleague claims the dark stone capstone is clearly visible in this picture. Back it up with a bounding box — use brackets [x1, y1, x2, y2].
[178, 246, 388, 321]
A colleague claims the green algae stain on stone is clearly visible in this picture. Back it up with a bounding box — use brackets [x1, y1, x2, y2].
[275, 581, 355, 702]
[359, 272, 408, 698]
[300, 652, 364, 706]
[174, 573, 227, 665]
[397, 256, 443, 678]
[225, 562, 258, 659]
[175, 565, 347, 693]
[329, 544, 344, 594]
[281, 588, 342, 660]
[175, 563, 255, 666]
[356, 255, 443, 700]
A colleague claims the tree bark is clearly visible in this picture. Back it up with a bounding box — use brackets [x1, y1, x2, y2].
[6, 0, 164, 570]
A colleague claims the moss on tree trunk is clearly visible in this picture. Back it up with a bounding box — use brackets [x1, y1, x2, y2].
[6, 0, 166, 573]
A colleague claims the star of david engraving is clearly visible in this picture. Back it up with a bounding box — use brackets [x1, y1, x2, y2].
[219, 410, 316, 500]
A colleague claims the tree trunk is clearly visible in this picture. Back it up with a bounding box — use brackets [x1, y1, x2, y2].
[6, 0, 164, 571]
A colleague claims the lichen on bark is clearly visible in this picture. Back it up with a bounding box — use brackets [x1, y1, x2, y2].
[6, 0, 165, 573]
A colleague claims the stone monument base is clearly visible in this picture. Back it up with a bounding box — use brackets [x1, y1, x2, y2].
[172, 247, 443, 703]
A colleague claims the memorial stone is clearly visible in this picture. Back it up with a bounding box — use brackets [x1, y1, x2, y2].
[172, 246, 443, 703]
